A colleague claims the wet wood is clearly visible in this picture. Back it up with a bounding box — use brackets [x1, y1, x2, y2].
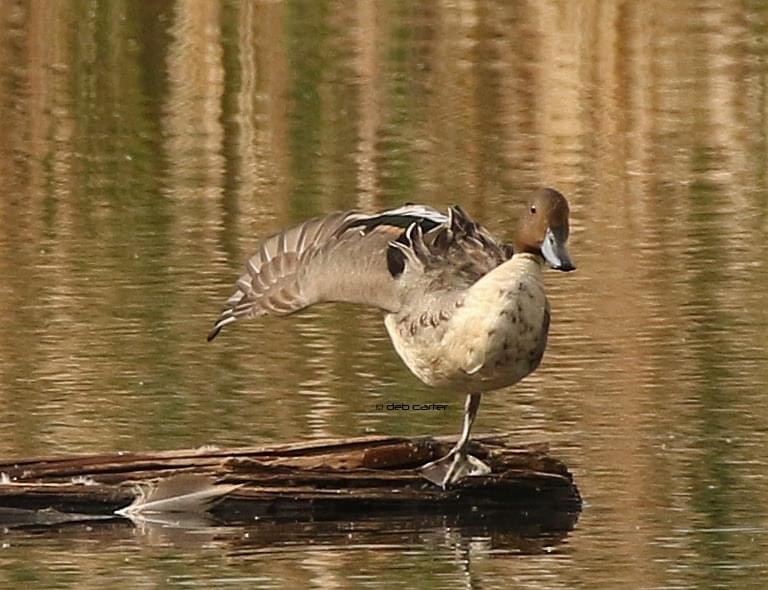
[0, 434, 581, 529]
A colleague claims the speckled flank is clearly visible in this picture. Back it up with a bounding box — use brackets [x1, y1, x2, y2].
[385, 252, 550, 392]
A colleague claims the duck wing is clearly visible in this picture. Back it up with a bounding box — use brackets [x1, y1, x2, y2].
[207, 205, 448, 340]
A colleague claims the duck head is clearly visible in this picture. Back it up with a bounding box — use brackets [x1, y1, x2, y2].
[515, 188, 576, 272]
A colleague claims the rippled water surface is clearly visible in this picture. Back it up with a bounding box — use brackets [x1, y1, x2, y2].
[1, 1, 768, 588]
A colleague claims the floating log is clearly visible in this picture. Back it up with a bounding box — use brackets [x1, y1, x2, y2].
[0, 434, 581, 532]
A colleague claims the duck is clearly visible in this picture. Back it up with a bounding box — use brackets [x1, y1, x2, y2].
[207, 187, 576, 488]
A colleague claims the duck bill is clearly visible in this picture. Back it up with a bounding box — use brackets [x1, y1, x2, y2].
[541, 228, 576, 272]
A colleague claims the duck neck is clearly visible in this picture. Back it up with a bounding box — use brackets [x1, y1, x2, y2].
[498, 252, 544, 280]
[468, 252, 543, 300]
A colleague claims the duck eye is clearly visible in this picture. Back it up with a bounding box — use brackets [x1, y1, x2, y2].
[530, 205, 537, 214]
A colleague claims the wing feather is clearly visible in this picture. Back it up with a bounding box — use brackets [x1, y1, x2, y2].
[207, 204, 512, 341]
[208, 207, 448, 340]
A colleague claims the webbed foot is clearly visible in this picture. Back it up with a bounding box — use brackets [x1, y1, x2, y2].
[420, 450, 491, 488]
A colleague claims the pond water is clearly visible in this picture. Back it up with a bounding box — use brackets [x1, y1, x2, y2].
[1, 1, 768, 588]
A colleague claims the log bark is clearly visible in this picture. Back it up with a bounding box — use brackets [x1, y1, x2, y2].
[0, 434, 581, 531]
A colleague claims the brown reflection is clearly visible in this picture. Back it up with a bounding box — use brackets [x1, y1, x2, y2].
[352, 0, 379, 210]
[227, 0, 290, 229]
[163, 0, 225, 193]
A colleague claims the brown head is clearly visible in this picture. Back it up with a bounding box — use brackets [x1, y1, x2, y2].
[514, 188, 575, 272]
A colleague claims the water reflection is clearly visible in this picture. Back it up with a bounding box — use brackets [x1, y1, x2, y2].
[1, 0, 768, 588]
[0, 515, 575, 589]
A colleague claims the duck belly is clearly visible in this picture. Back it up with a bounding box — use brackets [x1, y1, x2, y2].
[467, 292, 549, 391]
[384, 281, 549, 393]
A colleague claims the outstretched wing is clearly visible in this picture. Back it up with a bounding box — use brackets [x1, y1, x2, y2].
[207, 206, 448, 340]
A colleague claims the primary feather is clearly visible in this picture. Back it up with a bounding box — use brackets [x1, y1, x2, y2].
[115, 474, 241, 517]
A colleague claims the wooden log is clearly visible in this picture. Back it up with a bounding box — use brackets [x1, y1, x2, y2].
[0, 434, 581, 531]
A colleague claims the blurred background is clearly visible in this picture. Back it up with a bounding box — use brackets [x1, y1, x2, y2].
[1, 0, 767, 588]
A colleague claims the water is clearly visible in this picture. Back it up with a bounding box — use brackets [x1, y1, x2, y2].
[1, 0, 768, 588]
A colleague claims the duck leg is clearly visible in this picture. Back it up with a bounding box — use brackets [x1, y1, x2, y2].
[420, 392, 491, 488]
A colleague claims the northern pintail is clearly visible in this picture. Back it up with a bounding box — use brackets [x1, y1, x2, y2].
[208, 188, 575, 487]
